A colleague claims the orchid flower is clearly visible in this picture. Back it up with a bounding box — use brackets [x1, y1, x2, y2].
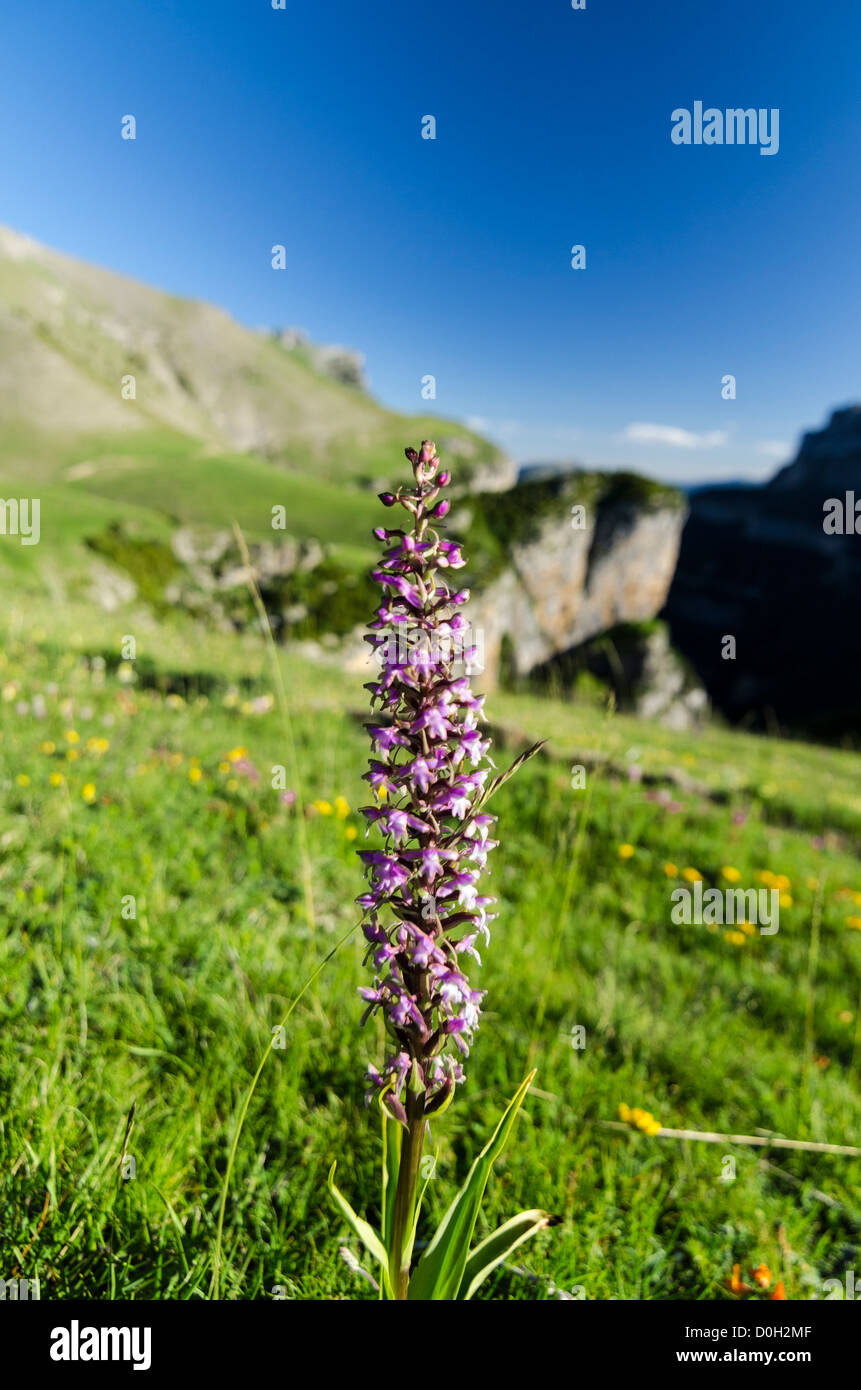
[328, 442, 555, 1300]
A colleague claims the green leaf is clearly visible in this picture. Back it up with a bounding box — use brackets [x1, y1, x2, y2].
[407, 1069, 536, 1301]
[459, 1208, 557, 1300]
[327, 1162, 392, 1296]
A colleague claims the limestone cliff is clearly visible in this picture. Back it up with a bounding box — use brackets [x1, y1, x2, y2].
[456, 472, 687, 689]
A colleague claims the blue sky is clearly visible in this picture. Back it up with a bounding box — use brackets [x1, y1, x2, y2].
[2, 0, 860, 480]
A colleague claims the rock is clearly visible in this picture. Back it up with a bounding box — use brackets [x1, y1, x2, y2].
[664, 404, 861, 736]
[270, 327, 366, 389]
[768, 406, 861, 495]
[88, 560, 137, 611]
[531, 622, 708, 731]
[634, 626, 709, 729]
[171, 527, 235, 567]
[451, 449, 519, 495]
[464, 472, 687, 689]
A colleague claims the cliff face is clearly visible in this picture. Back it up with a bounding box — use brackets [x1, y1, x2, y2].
[769, 405, 861, 496]
[664, 407, 861, 736]
[458, 472, 687, 688]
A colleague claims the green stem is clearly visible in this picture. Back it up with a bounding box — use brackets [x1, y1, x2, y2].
[389, 1096, 426, 1299]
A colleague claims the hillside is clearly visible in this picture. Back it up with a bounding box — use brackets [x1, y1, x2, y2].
[0, 224, 512, 592]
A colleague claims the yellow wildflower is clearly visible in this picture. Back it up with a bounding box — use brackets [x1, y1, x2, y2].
[334, 795, 350, 820]
[345, 825, 357, 842]
[629, 1107, 661, 1136]
[49, 772, 64, 787]
[82, 783, 96, 803]
[724, 929, 747, 946]
[228, 746, 248, 764]
[313, 799, 333, 816]
[618, 843, 635, 860]
[40, 740, 56, 754]
[189, 766, 203, 784]
[721, 866, 741, 883]
[16, 773, 30, 787]
[64, 729, 79, 744]
[663, 862, 678, 878]
[682, 867, 702, 883]
[218, 761, 231, 774]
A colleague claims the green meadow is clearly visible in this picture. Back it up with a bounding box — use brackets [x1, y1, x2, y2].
[2, 596, 860, 1300]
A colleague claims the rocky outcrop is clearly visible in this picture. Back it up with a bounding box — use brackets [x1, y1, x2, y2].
[769, 405, 861, 496]
[664, 406, 861, 736]
[267, 328, 367, 389]
[532, 621, 709, 730]
[442, 436, 519, 495]
[458, 471, 687, 689]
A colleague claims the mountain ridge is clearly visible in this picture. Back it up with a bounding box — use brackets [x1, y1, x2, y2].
[0, 222, 513, 490]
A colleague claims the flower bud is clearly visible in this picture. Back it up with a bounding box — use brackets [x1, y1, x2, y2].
[378, 492, 396, 507]
[433, 499, 450, 519]
[419, 440, 437, 465]
[437, 470, 451, 486]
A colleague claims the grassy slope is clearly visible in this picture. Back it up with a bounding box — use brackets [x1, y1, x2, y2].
[1, 601, 859, 1300]
[0, 424, 383, 597]
[0, 224, 511, 601]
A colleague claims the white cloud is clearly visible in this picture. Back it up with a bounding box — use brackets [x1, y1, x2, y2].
[465, 416, 520, 439]
[622, 422, 728, 449]
[755, 439, 790, 459]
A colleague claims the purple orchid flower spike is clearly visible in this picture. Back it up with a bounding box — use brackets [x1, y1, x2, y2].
[357, 441, 496, 1125]
[327, 443, 552, 1302]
